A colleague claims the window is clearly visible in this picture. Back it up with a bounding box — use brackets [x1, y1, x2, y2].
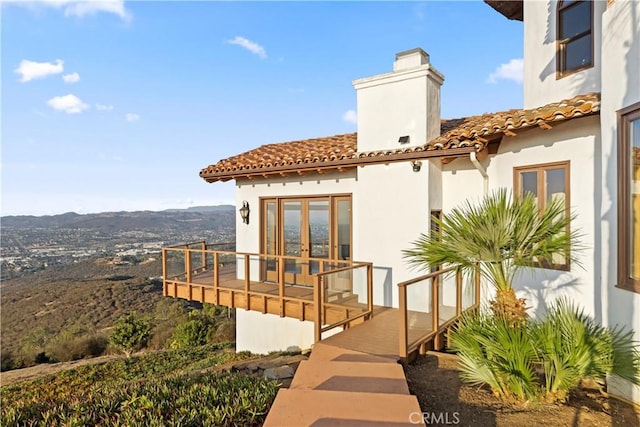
[514, 161, 570, 269]
[557, 0, 593, 78]
[618, 102, 640, 293]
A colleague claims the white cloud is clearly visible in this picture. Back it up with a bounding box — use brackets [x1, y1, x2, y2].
[47, 94, 89, 114]
[226, 36, 267, 59]
[342, 109, 357, 124]
[487, 58, 524, 84]
[5, 0, 131, 21]
[64, 0, 131, 21]
[63, 72, 80, 83]
[15, 59, 64, 82]
[125, 113, 140, 122]
[96, 103, 114, 111]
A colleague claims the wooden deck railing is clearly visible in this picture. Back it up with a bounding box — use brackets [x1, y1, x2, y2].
[162, 242, 373, 341]
[398, 265, 481, 361]
[315, 262, 373, 341]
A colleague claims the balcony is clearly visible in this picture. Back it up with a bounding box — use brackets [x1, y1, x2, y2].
[162, 242, 480, 360]
[162, 242, 373, 340]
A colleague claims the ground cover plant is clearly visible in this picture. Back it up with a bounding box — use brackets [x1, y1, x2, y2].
[1, 343, 278, 426]
[448, 302, 640, 404]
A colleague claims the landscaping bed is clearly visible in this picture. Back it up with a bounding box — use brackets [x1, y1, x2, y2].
[405, 351, 639, 427]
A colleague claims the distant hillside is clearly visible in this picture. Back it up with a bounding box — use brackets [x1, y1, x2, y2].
[0, 258, 166, 357]
[1, 206, 235, 232]
[163, 205, 235, 213]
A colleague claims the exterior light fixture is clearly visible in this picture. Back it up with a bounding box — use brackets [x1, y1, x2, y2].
[411, 160, 422, 172]
[398, 135, 410, 144]
[239, 201, 250, 224]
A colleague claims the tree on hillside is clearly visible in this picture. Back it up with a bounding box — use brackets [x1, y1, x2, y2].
[109, 312, 151, 357]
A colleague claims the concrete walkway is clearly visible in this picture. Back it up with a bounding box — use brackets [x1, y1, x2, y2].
[263, 342, 424, 426]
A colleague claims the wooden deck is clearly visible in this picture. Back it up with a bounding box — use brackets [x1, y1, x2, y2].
[164, 268, 371, 334]
[322, 305, 456, 359]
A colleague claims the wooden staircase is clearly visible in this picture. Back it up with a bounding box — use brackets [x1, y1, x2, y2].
[264, 342, 424, 426]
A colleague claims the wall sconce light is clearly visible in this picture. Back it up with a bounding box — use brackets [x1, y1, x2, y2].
[239, 201, 250, 224]
[398, 135, 410, 144]
[411, 160, 422, 172]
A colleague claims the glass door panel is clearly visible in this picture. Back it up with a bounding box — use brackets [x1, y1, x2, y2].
[308, 200, 330, 275]
[264, 200, 277, 281]
[283, 201, 303, 282]
[336, 198, 351, 261]
[261, 195, 353, 286]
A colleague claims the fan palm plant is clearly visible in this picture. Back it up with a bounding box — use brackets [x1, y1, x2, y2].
[531, 298, 640, 402]
[403, 188, 579, 324]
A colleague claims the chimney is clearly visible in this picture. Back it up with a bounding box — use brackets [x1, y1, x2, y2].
[353, 48, 444, 152]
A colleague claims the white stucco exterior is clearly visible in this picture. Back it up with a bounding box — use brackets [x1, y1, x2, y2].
[523, 0, 605, 108]
[599, 0, 640, 403]
[223, 0, 640, 404]
[354, 48, 444, 152]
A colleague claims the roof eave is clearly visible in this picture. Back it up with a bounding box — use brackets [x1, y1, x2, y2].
[200, 146, 479, 183]
[484, 0, 523, 21]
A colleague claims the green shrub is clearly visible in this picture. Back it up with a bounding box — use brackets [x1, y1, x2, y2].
[531, 299, 640, 402]
[449, 312, 539, 402]
[109, 312, 151, 357]
[1, 350, 17, 372]
[213, 319, 236, 343]
[45, 334, 108, 363]
[170, 311, 214, 349]
[449, 300, 640, 403]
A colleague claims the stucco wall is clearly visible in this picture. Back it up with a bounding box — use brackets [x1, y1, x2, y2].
[235, 310, 316, 354]
[353, 161, 432, 307]
[354, 65, 443, 152]
[600, 0, 640, 403]
[523, 0, 605, 108]
[232, 161, 437, 352]
[442, 118, 599, 316]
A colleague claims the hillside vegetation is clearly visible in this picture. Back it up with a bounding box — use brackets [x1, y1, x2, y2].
[1, 343, 279, 426]
[1, 257, 233, 370]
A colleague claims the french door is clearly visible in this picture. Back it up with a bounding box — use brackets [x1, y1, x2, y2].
[262, 195, 351, 285]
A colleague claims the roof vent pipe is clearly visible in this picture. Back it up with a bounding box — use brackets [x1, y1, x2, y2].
[470, 151, 488, 196]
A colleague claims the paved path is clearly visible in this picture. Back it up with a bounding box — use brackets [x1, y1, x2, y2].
[264, 342, 424, 426]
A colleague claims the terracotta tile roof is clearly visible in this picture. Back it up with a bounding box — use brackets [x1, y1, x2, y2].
[200, 93, 600, 182]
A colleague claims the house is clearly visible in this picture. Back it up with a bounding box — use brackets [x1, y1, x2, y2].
[162, 0, 639, 404]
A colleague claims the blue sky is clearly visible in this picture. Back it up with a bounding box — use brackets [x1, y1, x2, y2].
[1, 1, 523, 216]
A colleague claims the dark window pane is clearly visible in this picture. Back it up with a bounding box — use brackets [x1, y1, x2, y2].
[565, 34, 592, 70]
[560, 1, 591, 40]
[522, 171, 538, 200]
[546, 168, 566, 205]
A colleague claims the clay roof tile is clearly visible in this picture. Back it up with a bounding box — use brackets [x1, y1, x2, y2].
[200, 93, 600, 181]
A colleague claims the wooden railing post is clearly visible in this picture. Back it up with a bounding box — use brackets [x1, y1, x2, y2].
[278, 256, 285, 317]
[201, 241, 207, 272]
[162, 248, 168, 296]
[456, 269, 462, 316]
[367, 263, 373, 317]
[244, 254, 250, 311]
[213, 252, 219, 305]
[314, 275, 322, 342]
[185, 248, 192, 283]
[399, 285, 408, 360]
[432, 275, 440, 350]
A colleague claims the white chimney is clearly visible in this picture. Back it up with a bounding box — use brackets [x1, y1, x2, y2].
[353, 48, 444, 152]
